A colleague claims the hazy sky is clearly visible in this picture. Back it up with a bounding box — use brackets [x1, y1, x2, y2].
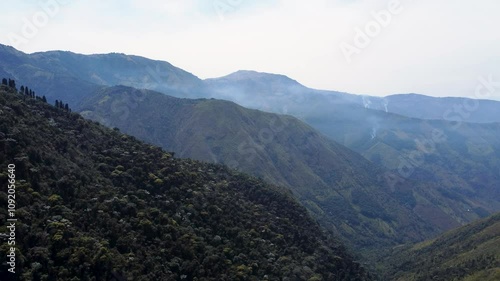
[2, 0, 500, 100]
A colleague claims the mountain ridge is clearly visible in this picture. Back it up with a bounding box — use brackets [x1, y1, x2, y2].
[0, 84, 373, 280]
[384, 212, 500, 281]
[2, 43, 500, 123]
[78, 85, 445, 260]
[2, 44, 500, 266]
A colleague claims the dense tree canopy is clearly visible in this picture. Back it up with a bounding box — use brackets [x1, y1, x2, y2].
[0, 85, 372, 280]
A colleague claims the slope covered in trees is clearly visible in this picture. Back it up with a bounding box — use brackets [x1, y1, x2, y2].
[0, 44, 205, 106]
[78, 86, 439, 262]
[384, 212, 500, 281]
[206, 71, 500, 230]
[205, 70, 500, 124]
[2, 44, 498, 235]
[0, 85, 372, 280]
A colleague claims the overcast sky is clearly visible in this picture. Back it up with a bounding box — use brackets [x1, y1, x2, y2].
[1, 0, 499, 100]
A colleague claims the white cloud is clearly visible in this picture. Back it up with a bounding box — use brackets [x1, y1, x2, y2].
[0, 0, 499, 100]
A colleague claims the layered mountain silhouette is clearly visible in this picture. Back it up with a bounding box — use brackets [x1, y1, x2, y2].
[206, 70, 500, 227]
[384, 211, 500, 281]
[0, 44, 205, 106]
[0, 85, 373, 280]
[1, 44, 499, 267]
[4, 43, 499, 123]
[77, 85, 437, 260]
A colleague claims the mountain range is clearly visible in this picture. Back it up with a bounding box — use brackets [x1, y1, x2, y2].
[0, 85, 373, 280]
[385, 211, 500, 281]
[2, 43, 500, 123]
[77, 85, 439, 260]
[74, 83, 500, 261]
[1, 43, 499, 276]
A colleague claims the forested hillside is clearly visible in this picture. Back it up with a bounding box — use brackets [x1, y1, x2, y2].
[2, 45, 499, 241]
[0, 84, 372, 280]
[78, 86, 438, 261]
[384, 212, 500, 281]
[206, 71, 500, 229]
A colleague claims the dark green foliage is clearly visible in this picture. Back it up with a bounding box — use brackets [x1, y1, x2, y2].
[351, 189, 389, 221]
[382, 212, 500, 281]
[206, 71, 500, 247]
[1, 79, 43, 103]
[8, 78, 16, 90]
[78, 86, 438, 263]
[0, 87, 373, 280]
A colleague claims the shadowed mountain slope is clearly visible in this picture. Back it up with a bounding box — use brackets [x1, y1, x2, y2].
[207, 71, 500, 229]
[78, 86, 442, 260]
[2, 44, 500, 266]
[384, 212, 500, 281]
[0, 84, 372, 280]
[0, 44, 206, 106]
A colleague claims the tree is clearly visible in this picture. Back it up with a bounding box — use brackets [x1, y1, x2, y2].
[8, 79, 16, 90]
[42, 96, 47, 103]
[25, 87, 29, 95]
[20, 86, 25, 93]
[64, 103, 69, 111]
[1, 78, 7, 86]
[55, 100, 59, 108]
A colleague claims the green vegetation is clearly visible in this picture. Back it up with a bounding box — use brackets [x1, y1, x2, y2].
[0, 78, 47, 103]
[78, 86, 439, 262]
[0, 85, 372, 280]
[3, 45, 499, 264]
[206, 70, 500, 239]
[383, 212, 500, 281]
[2, 45, 500, 280]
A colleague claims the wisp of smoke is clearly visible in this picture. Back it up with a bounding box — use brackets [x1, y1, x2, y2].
[383, 98, 389, 112]
[362, 96, 372, 109]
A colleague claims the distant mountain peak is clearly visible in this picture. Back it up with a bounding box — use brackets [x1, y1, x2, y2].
[212, 70, 304, 87]
[0, 43, 25, 56]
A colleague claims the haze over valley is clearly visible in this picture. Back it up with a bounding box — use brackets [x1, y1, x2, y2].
[1, 1, 499, 280]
